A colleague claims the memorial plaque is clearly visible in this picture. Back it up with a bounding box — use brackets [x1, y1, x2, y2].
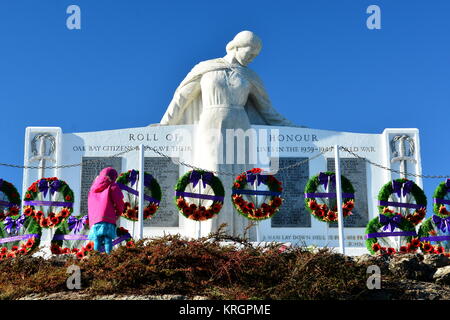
[271, 157, 311, 228]
[80, 157, 123, 216]
[144, 157, 179, 227]
[327, 158, 368, 228]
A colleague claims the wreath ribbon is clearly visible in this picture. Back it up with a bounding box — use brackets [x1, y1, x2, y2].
[246, 171, 268, 187]
[189, 171, 214, 189]
[38, 179, 61, 198]
[378, 200, 423, 209]
[0, 200, 14, 208]
[129, 170, 138, 187]
[0, 233, 40, 244]
[117, 183, 161, 204]
[67, 215, 88, 234]
[318, 172, 335, 190]
[392, 180, 414, 198]
[53, 234, 88, 241]
[4, 215, 26, 234]
[420, 236, 450, 242]
[127, 169, 154, 188]
[380, 214, 402, 232]
[175, 191, 224, 202]
[434, 198, 450, 205]
[304, 192, 354, 198]
[365, 231, 417, 239]
[432, 215, 450, 233]
[23, 200, 73, 207]
[233, 189, 281, 196]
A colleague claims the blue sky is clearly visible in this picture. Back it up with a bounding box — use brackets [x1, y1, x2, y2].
[0, 0, 449, 213]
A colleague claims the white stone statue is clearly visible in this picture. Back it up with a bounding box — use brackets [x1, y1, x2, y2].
[160, 30, 295, 127]
[160, 31, 296, 239]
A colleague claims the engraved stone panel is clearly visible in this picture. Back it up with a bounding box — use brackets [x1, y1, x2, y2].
[144, 157, 179, 227]
[80, 157, 122, 216]
[270, 157, 311, 228]
[327, 158, 368, 228]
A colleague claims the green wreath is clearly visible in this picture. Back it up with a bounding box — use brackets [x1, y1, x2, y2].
[51, 226, 133, 259]
[0, 179, 21, 219]
[432, 179, 450, 216]
[377, 178, 427, 226]
[51, 214, 90, 256]
[116, 170, 162, 221]
[365, 212, 417, 255]
[304, 171, 355, 223]
[417, 218, 449, 254]
[231, 168, 283, 221]
[23, 177, 74, 229]
[0, 233, 40, 259]
[0, 214, 41, 258]
[174, 170, 224, 221]
[417, 179, 450, 254]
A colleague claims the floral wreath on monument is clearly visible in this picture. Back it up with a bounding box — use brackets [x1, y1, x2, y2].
[116, 169, 162, 221]
[304, 172, 355, 223]
[175, 170, 225, 221]
[231, 168, 283, 220]
[51, 222, 134, 259]
[23, 177, 74, 229]
[0, 179, 41, 258]
[417, 179, 450, 255]
[365, 178, 427, 255]
[0, 179, 21, 220]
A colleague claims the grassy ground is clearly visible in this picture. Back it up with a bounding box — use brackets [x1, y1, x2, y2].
[0, 226, 416, 300]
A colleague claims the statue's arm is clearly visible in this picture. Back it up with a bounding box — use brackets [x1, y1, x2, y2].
[160, 80, 201, 125]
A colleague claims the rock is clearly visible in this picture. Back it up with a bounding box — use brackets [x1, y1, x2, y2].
[433, 266, 450, 285]
[389, 254, 435, 281]
[19, 292, 209, 300]
[354, 254, 389, 273]
[387, 279, 450, 300]
[423, 254, 450, 268]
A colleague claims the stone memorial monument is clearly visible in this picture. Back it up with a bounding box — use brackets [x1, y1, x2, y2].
[159, 31, 295, 238]
[22, 31, 424, 255]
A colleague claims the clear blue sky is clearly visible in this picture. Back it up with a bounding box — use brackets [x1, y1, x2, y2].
[0, 0, 449, 213]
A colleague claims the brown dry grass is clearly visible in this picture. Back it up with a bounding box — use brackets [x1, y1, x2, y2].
[0, 226, 372, 300]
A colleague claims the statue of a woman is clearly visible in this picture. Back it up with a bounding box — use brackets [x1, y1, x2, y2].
[160, 30, 295, 127]
[160, 31, 295, 238]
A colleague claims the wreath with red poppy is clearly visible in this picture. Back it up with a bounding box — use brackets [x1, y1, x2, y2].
[231, 168, 283, 220]
[304, 171, 355, 223]
[0, 179, 21, 220]
[50, 240, 95, 258]
[174, 170, 225, 221]
[0, 235, 40, 260]
[116, 170, 162, 221]
[365, 178, 426, 255]
[23, 177, 74, 229]
[417, 179, 450, 255]
[50, 226, 133, 258]
[0, 203, 42, 256]
[377, 178, 427, 226]
[51, 214, 91, 258]
[365, 212, 417, 255]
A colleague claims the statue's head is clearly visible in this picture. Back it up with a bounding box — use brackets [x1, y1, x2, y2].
[226, 31, 262, 66]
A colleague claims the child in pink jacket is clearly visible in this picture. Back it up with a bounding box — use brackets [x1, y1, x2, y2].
[87, 167, 124, 254]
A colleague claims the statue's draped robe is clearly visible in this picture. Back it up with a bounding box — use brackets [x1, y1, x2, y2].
[160, 58, 295, 239]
